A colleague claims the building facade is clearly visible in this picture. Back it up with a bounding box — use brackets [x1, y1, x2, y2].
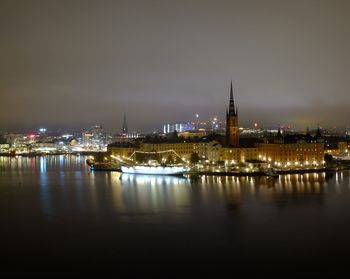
[108, 142, 137, 158]
[163, 122, 195, 134]
[257, 142, 325, 167]
[139, 142, 199, 161]
[220, 147, 259, 163]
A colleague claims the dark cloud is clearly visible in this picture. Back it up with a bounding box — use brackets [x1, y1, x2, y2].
[1, 0, 349, 132]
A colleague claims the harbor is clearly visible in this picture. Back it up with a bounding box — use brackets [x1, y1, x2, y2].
[86, 152, 350, 177]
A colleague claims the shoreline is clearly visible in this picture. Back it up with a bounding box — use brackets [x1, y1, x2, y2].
[0, 152, 102, 157]
[189, 167, 333, 176]
[2, 154, 348, 176]
[89, 165, 347, 176]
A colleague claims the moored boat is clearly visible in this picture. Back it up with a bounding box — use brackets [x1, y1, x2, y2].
[121, 160, 188, 175]
[264, 168, 279, 177]
[333, 155, 350, 162]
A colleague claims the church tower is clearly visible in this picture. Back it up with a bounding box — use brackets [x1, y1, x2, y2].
[226, 81, 239, 147]
[122, 113, 128, 135]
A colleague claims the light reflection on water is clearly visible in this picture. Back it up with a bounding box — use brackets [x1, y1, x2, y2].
[119, 173, 191, 215]
[0, 156, 348, 218]
[2, 155, 350, 273]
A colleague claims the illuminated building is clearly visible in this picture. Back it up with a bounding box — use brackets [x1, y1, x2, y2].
[32, 142, 60, 153]
[178, 130, 207, 139]
[163, 122, 195, 133]
[325, 141, 349, 156]
[139, 141, 198, 161]
[198, 140, 221, 162]
[256, 131, 325, 167]
[82, 125, 106, 147]
[91, 125, 106, 146]
[107, 142, 137, 158]
[220, 147, 259, 163]
[82, 131, 93, 146]
[338, 142, 349, 155]
[257, 142, 324, 167]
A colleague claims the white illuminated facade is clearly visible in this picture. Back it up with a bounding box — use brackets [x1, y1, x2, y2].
[163, 122, 195, 134]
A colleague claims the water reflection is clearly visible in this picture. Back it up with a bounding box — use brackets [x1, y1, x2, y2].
[120, 173, 187, 186]
[40, 156, 47, 173]
[1, 156, 350, 219]
[198, 173, 328, 201]
[119, 174, 191, 214]
[3, 157, 350, 274]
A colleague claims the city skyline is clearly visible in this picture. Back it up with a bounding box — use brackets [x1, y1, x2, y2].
[2, 1, 350, 275]
[1, 0, 350, 132]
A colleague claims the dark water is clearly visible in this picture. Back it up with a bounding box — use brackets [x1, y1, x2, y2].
[1, 155, 350, 275]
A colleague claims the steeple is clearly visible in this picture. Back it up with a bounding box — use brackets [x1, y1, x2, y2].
[122, 113, 128, 134]
[316, 126, 322, 138]
[226, 80, 239, 147]
[228, 80, 237, 116]
[315, 125, 324, 143]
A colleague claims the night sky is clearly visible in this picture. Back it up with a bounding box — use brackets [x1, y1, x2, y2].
[1, 0, 349, 133]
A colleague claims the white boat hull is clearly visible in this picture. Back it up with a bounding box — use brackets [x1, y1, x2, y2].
[121, 165, 187, 175]
[333, 156, 350, 161]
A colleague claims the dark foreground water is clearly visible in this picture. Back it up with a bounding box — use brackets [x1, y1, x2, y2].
[1, 155, 350, 275]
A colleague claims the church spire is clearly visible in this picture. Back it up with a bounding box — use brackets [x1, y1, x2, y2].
[122, 112, 128, 134]
[226, 80, 239, 147]
[228, 80, 237, 116]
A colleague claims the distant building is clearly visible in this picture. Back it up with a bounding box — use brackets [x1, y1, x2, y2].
[82, 125, 106, 147]
[210, 116, 220, 130]
[91, 125, 106, 146]
[117, 113, 140, 139]
[178, 130, 207, 139]
[38, 128, 47, 135]
[163, 122, 195, 134]
[82, 131, 93, 146]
